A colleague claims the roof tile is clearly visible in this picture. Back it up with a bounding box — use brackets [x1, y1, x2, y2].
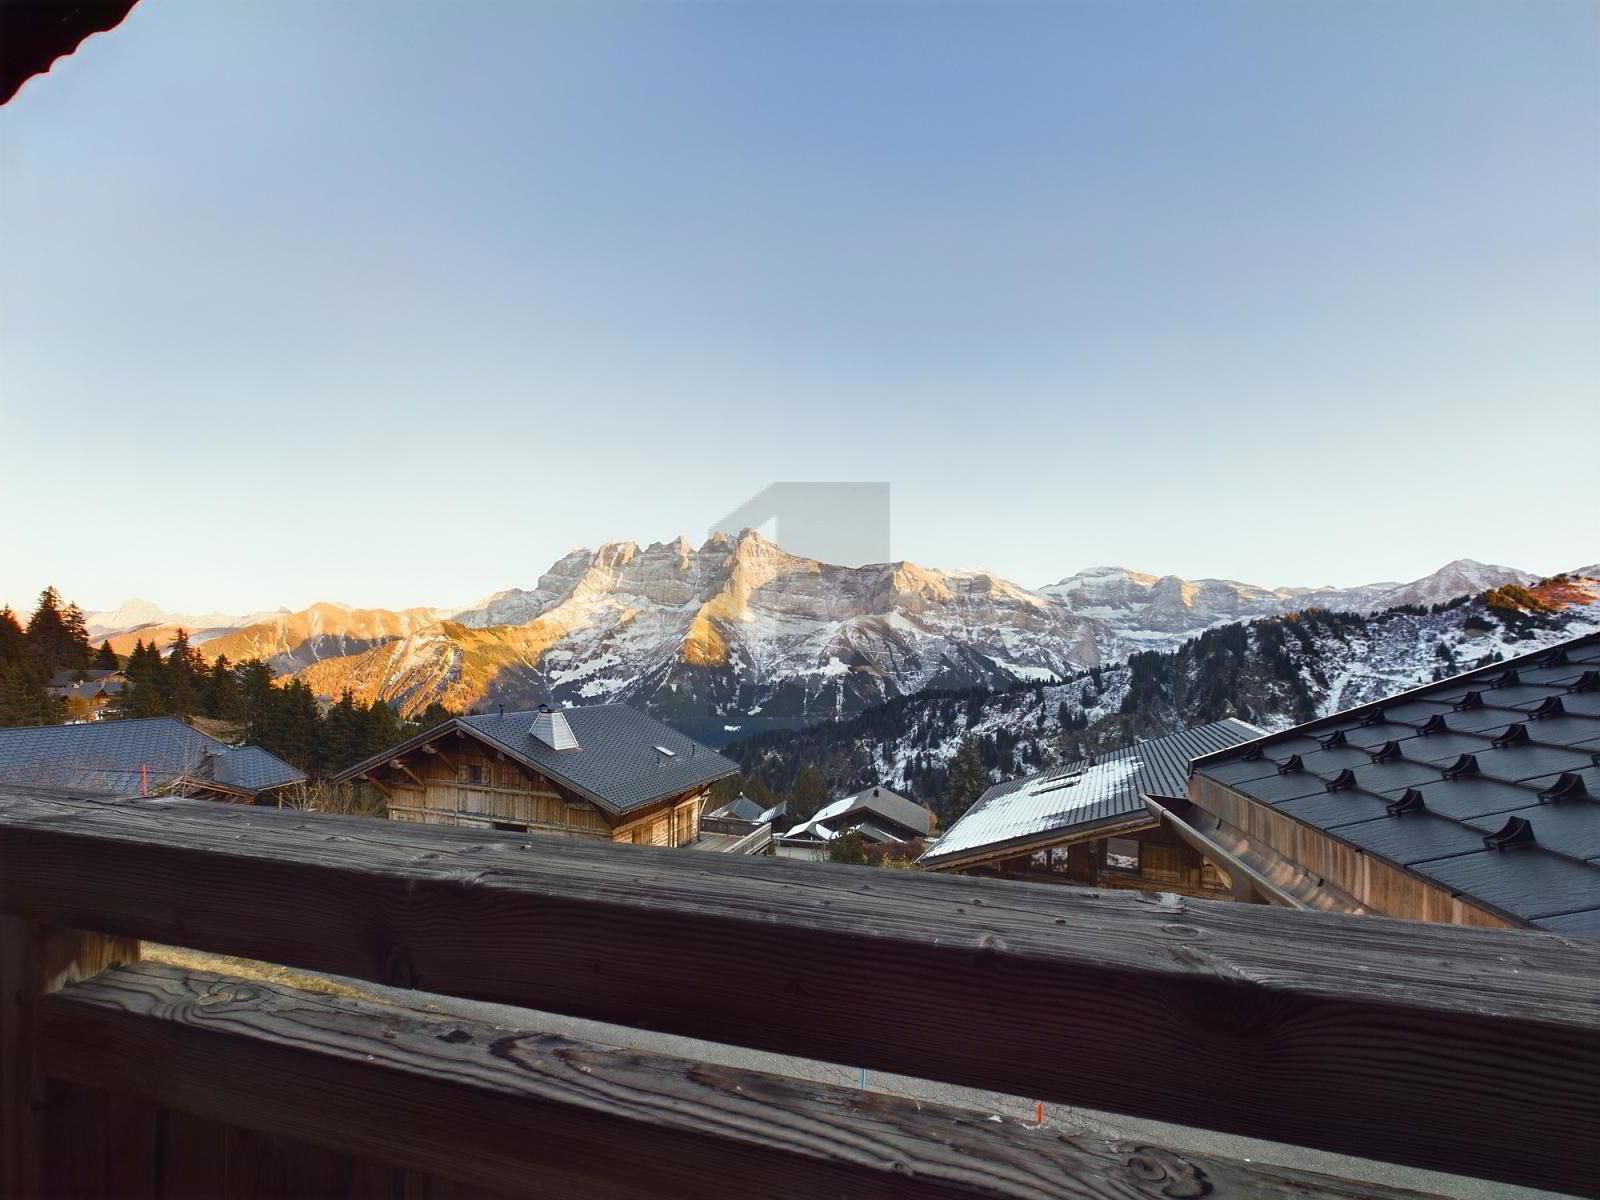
[1192, 631, 1600, 930]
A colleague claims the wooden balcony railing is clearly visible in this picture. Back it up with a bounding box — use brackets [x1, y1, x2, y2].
[1, 790, 1596, 1199]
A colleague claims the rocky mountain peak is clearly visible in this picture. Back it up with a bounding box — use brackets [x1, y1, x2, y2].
[83, 541, 1562, 740]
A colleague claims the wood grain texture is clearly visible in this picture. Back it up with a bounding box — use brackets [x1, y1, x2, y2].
[0, 917, 138, 1198]
[40, 963, 1443, 1200]
[2, 793, 1596, 1194]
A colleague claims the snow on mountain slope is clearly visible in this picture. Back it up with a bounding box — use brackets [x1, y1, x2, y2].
[1040, 567, 1312, 636]
[1039, 558, 1537, 651]
[81, 546, 1570, 739]
[297, 531, 1107, 726]
[85, 599, 270, 642]
[1367, 558, 1536, 609]
[727, 571, 1600, 809]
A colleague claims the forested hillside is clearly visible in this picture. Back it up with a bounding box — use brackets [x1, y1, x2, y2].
[724, 574, 1600, 826]
[0, 587, 94, 726]
[1, 587, 455, 775]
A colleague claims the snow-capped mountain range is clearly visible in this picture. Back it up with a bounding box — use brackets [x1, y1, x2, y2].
[82, 536, 1556, 739]
[1037, 559, 1537, 641]
[728, 572, 1600, 808]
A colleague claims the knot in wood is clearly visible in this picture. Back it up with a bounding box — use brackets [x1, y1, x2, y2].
[195, 981, 268, 1011]
[1161, 924, 1202, 939]
[1117, 1144, 1211, 1197]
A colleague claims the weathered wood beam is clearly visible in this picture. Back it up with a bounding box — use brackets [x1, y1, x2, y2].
[0, 793, 1595, 1195]
[0, 917, 138, 1197]
[419, 743, 459, 773]
[388, 759, 425, 789]
[40, 963, 1440, 1200]
[359, 772, 394, 799]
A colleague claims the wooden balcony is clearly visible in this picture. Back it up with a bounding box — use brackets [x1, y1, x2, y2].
[1, 789, 1595, 1199]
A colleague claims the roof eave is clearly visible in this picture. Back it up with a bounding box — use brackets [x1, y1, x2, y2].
[329, 719, 471, 786]
[918, 808, 1159, 872]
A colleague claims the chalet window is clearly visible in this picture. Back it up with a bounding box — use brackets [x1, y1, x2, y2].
[1020, 849, 1072, 874]
[1104, 837, 1140, 873]
[631, 828, 647, 845]
[1141, 844, 1186, 884]
[1200, 860, 1230, 891]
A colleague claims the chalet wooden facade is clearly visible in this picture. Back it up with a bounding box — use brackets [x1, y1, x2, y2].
[919, 719, 1261, 900]
[333, 703, 739, 850]
[949, 812, 1238, 898]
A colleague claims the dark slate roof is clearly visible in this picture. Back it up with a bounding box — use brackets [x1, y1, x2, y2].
[211, 744, 306, 793]
[920, 718, 1263, 867]
[782, 786, 934, 842]
[711, 794, 767, 822]
[0, 717, 305, 798]
[1191, 633, 1600, 933]
[336, 704, 737, 816]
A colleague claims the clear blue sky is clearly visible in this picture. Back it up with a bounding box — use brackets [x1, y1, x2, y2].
[2, 0, 1595, 614]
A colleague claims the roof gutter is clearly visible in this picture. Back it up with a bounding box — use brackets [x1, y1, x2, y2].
[1141, 795, 1307, 908]
[1144, 795, 1376, 915]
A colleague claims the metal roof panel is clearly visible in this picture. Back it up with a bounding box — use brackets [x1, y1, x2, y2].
[922, 719, 1260, 865]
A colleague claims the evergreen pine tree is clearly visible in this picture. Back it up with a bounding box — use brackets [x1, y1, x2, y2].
[235, 659, 278, 742]
[321, 690, 361, 773]
[24, 587, 69, 671]
[941, 736, 987, 827]
[94, 641, 119, 671]
[271, 681, 324, 771]
[162, 629, 203, 718]
[790, 765, 830, 822]
[0, 607, 26, 666]
[414, 702, 455, 733]
[116, 640, 169, 719]
[356, 699, 403, 763]
[0, 662, 61, 727]
[203, 655, 243, 722]
[61, 603, 92, 670]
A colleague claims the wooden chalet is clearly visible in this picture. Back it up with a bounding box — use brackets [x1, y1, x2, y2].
[333, 703, 739, 849]
[919, 719, 1261, 897]
[46, 670, 127, 721]
[1180, 632, 1600, 932]
[776, 785, 933, 859]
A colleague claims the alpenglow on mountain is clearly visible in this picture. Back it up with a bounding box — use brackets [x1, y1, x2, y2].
[82, 534, 1553, 741]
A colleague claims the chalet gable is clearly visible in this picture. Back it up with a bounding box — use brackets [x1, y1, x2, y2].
[334, 703, 737, 817]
